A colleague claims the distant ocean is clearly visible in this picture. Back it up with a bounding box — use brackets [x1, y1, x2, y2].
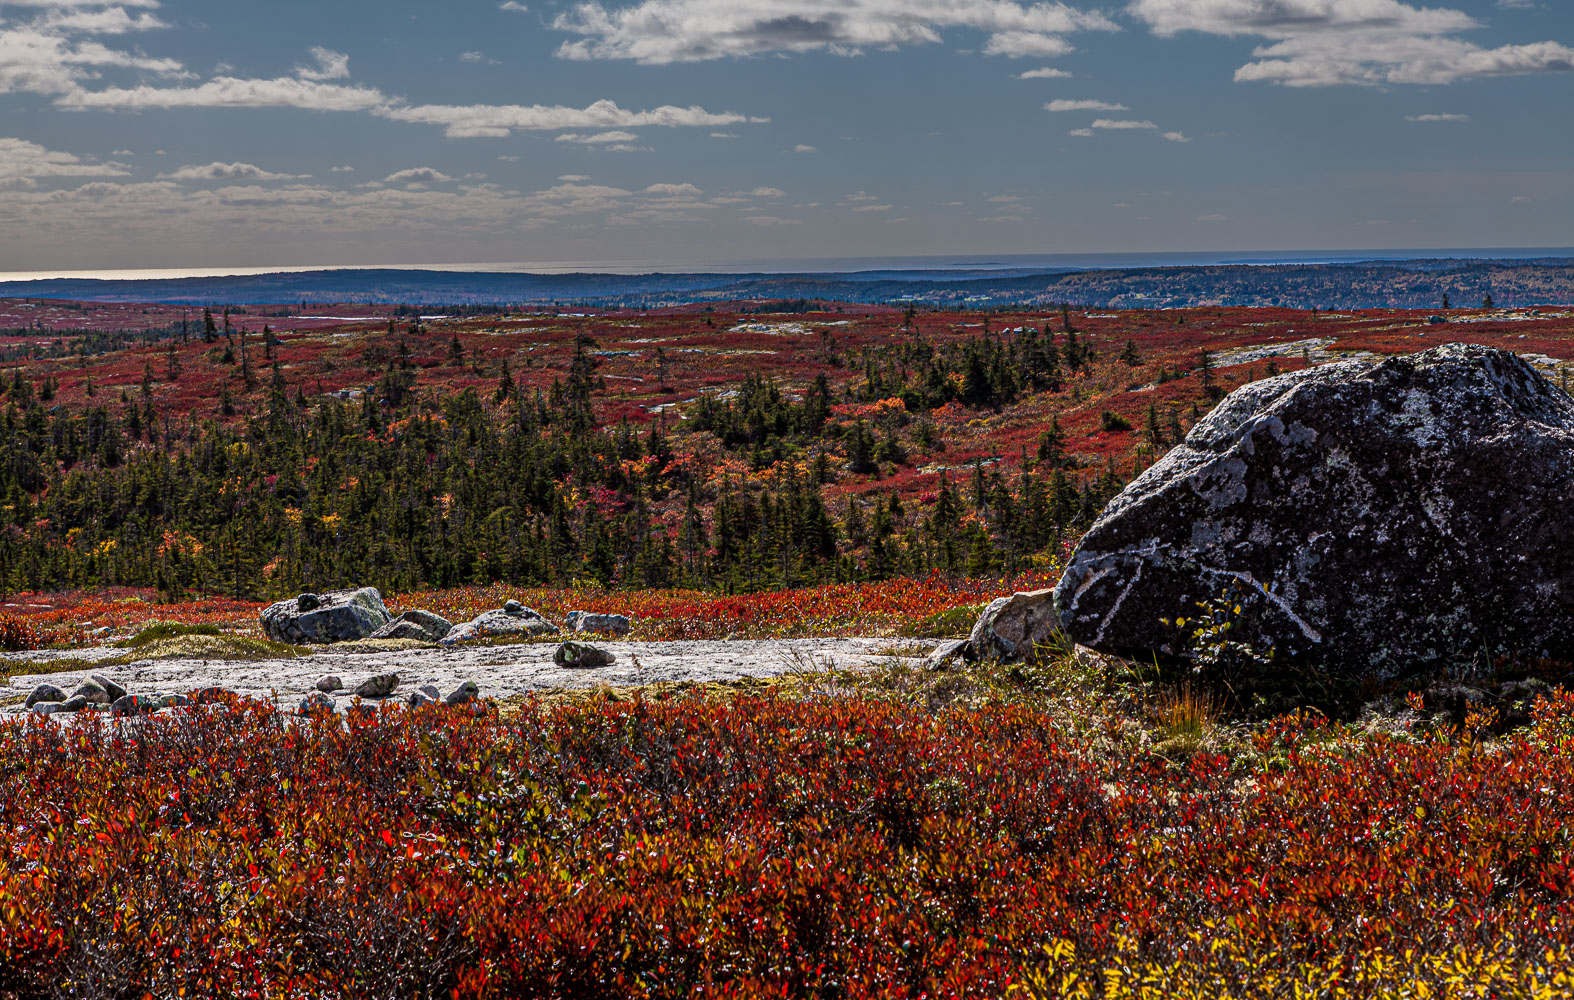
[4, 247, 1573, 283]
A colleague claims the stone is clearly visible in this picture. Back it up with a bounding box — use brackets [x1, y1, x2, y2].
[354, 673, 400, 699]
[554, 641, 615, 668]
[90, 674, 126, 703]
[503, 599, 526, 615]
[1054, 343, 1574, 684]
[299, 692, 335, 715]
[923, 638, 972, 671]
[566, 611, 632, 637]
[25, 683, 67, 709]
[58, 694, 90, 713]
[32, 702, 67, 716]
[419, 684, 442, 702]
[191, 687, 234, 704]
[439, 608, 558, 645]
[71, 680, 111, 705]
[445, 680, 479, 705]
[369, 609, 454, 643]
[407, 691, 435, 708]
[260, 587, 391, 644]
[111, 694, 157, 718]
[316, 675, 342, 693]
[967, 591, 1060, 663]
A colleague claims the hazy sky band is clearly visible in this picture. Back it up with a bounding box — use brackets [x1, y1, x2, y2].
[0, 0, 1569, 269]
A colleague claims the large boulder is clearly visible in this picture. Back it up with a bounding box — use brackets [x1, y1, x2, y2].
[967, 590, 1058, 662]
[369, 609, 454, 643]
[566, 611, 632, 636]
[260, 588, 391, 644]
[439, 606, 558, 646]
[1054, 343, 1574, 683]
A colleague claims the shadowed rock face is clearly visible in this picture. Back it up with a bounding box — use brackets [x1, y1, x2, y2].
[260, 587, 391, 645]
[1053, 343, 1574, 681]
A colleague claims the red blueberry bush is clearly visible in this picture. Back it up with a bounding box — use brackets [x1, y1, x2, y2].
[0, 686, 1571, 997]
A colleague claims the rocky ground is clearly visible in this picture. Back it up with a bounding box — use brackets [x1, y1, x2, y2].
[0, 638, 920, 717]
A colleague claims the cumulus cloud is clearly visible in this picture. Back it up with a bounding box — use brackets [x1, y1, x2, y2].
[383, 167, 455, 185]
[0, 3, 187, 98]
[750, 186, 785, 197]
[1044, 98, 1127, 111]
[1018, 66, 1072, 78]
[1408, 112, 1469, 121]
[1163, 130, 1191, 142]
[555, 129, 640, 143]
[1091, 118, 1156, 128]
[380, 99, 753, 138]
[1068, 127, 1093, 135]
[295, 46, 349, 81]
[0, 135, 128, 187]
[643, 182, 703, 196]
[793, 143, 817, 153]
[160, 161, 306, 181]
[1129, 0, 1574, 87]
[551, 0, 1116, 64]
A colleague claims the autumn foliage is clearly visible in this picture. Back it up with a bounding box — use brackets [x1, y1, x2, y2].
[1, 687, 1571, 997]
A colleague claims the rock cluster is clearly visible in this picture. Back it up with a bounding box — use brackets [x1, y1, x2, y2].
[1053, 343, 1574, 682]
[440, 605, 559, 645]
[28, 675, 192, 717]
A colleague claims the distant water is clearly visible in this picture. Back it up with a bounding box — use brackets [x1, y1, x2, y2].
[3, 247, 1572, 283]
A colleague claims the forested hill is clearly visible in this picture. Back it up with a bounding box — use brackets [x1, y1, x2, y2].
[3, 257, 1574, 310]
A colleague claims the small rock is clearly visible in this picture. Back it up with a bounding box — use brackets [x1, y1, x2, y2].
[316, 674, 343, 693]
[298, 692, 336, 716]
[59, 694, 90, 713]
[554, 641, 615, 668]
[445, 680, 479, 705]
[503, 599, 525, 615]
[32, 702, 66, 716]
[191, 687, 234, 704]
[25, 683, 67, 709]
[407, 691, 435, 708]
[297, 592, 321, 611]
[90, 674, 127, 703]
[419, 684, 442, 702]
[354, 673, 400, 699]
[924, 638, 971, 671]
[71, 680, 111, 706]
[111, 694, 156, 718]
[567, 611, 632, 637]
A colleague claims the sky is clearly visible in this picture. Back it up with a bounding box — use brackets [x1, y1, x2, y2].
[0, 0, 1571, 272]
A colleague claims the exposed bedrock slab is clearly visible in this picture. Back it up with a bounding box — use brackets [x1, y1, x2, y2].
[1053, 343, 1574, 681]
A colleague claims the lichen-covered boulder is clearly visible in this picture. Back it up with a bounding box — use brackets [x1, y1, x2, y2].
[369, 609, 454, 643]
[439, 606, 558, 645]
[260, 587, 391, 644]
[566, 611, 632, 636]
[1053, 343, 1574, 682]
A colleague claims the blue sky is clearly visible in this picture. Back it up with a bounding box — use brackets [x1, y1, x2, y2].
[1, 0, 1570, 271]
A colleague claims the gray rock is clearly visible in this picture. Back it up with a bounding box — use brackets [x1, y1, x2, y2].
[503, 599, 526, 615]
[1054, 343, 1574, 684]
[298, 692, 335, 715]
[58, 694, 90, 713]
[369, 609, 454, 643]
[111, 694, 158, 717]
[967, 590, 1059, 663]
[566, 611, 632, 637]
[191, 687, 234, 704]
[407, 691, 435, 708]
[554, 641, 615, 668]
[90, 674, 126, 703]
[316, 674, 342, 693]
[25, 683, 67, 709]
[439, 608, 558, 645]
[445, 680, 479, 705]
[32, 702, 66, 716]
[354, 673, 400, 699]
[260, 587, 391, 644]
[419, 684, 442, 702]
[923, 638, 972, 671]
[71, 680, 111, 706]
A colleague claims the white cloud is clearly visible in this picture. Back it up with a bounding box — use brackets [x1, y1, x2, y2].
[331, 164, 355, 172]
[710, 131, 737, 138]
[1130, 0, 1574, 87]
[160, 161, 305, 181]
[1068, 127, 1093, 135]
[750, 186, 786, 197]
[558, 173, 590, 181]
[1018, 66, 1072, 78]
[1407, 113, 1469, 122]
[459, 51, 500, 64]
[845, 191, 878, 201]
[380, 99, 753, 138]
[295, 46, 349, 81]
[793, 143, 817, 153]
[745, 215, 800, 225]
[1163, 130, 1191, 142]
[383, 167, 455, 185]
[851, 203, 892, 212]
[551, 0, 1116, 64]
[555, 129, 640, 143]
[500, 1, 529, 10]
[59, 75, 390, 111]
[1091, 118, 1156, 129]
[1044, 98, 1127, 111]
[0, 135, 128, 187]
[643, 182, 703, 196]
